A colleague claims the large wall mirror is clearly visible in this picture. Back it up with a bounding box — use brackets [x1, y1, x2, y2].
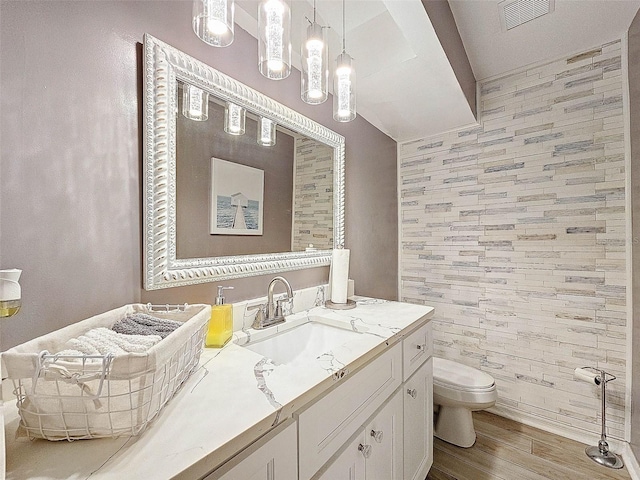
[143, 34, 345, 290]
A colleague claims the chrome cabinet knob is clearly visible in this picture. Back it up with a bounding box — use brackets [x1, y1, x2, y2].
[358, 443, 372, 458]
[407, 388, 418, 399]
[370, 429, 384, 443]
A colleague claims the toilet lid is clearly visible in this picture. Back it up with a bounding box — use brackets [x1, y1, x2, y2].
[433, 357, 495, 391]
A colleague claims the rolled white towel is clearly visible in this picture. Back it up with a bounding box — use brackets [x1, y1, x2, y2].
[61, 328, 162, 357]
[84, 328, 160, 354]
[66, 337, 102, 356]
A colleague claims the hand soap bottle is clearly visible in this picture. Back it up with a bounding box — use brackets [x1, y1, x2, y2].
[206, 286, 234, 348]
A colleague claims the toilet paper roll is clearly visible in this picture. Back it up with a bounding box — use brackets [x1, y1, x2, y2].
[330, 248, 350, 304]
[574, 367, 601, 385]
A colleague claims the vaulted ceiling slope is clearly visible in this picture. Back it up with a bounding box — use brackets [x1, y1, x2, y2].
[236, 0, 640, 142]
[235, 0, 477, 142]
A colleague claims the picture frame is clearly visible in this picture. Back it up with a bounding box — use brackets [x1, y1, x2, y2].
[210, 158, 264, 236]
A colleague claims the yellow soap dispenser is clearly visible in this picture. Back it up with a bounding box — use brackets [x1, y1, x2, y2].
[206, 286, 234, 348]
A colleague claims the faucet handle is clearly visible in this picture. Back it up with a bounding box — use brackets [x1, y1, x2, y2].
[249, 303, 267, 329]
[277, 295, 294, 316]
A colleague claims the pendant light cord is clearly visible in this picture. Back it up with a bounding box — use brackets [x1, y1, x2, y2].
[342, 0, 346, 53]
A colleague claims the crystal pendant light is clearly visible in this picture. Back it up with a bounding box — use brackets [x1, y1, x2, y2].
[224, 102, 246, 135]
[333, 0, 356, 122]
[192, 0, 234, 47]
[301, 0, 328, 104]
[257, 117, 276, 146]
[258, 0, 291, 79]
[182, 84, 209, 121]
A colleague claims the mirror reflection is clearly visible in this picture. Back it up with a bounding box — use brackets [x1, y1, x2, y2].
[142, 34, 344, 289]
[176, 80, 334, 260]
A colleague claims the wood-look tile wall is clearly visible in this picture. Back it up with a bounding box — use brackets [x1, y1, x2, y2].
[292, 137, 334, 251]
[399, 40, 627, 439]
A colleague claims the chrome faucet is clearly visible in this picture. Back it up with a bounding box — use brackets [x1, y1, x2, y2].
[252, 276, 293, 329]
[267, 276, 293, 321]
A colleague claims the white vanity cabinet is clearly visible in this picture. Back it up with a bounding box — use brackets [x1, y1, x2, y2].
[311, 321, 433, 480]
[315, 432, 366, 480]
[316, 389, 403, 480]
[297, 343, 403, 480]
[1, 300, 436, 480]
[204, 420, 298, 480]
[366, 389, 404, 480]
[402, 322, 434, 480]
[403, 321, 432, 380]
[403, 357, 433, 480]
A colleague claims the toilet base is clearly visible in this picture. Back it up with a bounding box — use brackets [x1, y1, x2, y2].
[434, 405, 476, 448]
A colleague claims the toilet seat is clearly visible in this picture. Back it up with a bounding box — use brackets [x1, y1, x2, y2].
[433, 357, 495, 392]
[434, 378, 495, 393]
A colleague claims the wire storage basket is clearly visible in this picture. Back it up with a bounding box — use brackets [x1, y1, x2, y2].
[3, 303, 210, 441]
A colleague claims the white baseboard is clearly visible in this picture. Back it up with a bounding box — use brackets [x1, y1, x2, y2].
[623, 444, 640, 480]
[487, 405, 626, 453]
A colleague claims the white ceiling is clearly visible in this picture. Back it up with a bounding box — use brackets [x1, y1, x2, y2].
[449, 0, 640, 81]
[235, 0, 640, 143]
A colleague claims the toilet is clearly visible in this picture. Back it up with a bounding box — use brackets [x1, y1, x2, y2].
[433, 357, 498, 448]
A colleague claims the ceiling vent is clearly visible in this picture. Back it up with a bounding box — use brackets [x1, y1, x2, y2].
[499, 0, 555, 31]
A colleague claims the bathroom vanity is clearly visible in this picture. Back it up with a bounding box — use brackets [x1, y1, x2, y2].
[2, 297, 433, 480]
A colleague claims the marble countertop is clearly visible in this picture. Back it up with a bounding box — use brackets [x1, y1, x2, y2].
[3, 298, 433, 480]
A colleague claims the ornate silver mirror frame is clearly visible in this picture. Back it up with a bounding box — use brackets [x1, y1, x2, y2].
[142, 34, 345, 290]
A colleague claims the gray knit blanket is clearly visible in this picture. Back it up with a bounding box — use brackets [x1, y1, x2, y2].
[112, 313, 183, 339]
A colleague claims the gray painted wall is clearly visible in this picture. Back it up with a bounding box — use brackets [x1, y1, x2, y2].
[176, 100, 295, 258]
[0, 0, 398, 350]
[630, 8, 640, 460]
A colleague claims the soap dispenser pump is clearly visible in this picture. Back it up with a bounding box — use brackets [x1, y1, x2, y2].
[206, 286, 234, 348]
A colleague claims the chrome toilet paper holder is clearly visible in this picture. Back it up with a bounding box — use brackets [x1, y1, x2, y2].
[575, 366, 623, 469]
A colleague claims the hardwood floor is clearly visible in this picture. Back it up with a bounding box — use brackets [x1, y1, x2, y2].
[427, 411, 632, 480]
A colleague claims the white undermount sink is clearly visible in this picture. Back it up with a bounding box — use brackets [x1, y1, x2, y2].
[242, 320, 365, 365]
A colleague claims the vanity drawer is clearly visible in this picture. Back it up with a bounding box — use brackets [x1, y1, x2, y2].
[297, 343, 403, 480]
[403, 321, 432, 381]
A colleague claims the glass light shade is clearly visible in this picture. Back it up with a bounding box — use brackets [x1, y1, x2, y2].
[192, 0, 234, 47]
[182, 84, 209, 121]
[257, 117, 276, 146]
[301, 22, 328, 104]
[258, 0, 291, 80]
[333, 52, 356, 122]
[224, 102, 246, 135]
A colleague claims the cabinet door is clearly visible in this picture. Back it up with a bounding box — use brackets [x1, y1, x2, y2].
[365, 389, 403, 480]
[316, 432, 366, 480]
[297, 344, 402, 480]
[403, 357, 433, 480]
[206, 421, 298, 480]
